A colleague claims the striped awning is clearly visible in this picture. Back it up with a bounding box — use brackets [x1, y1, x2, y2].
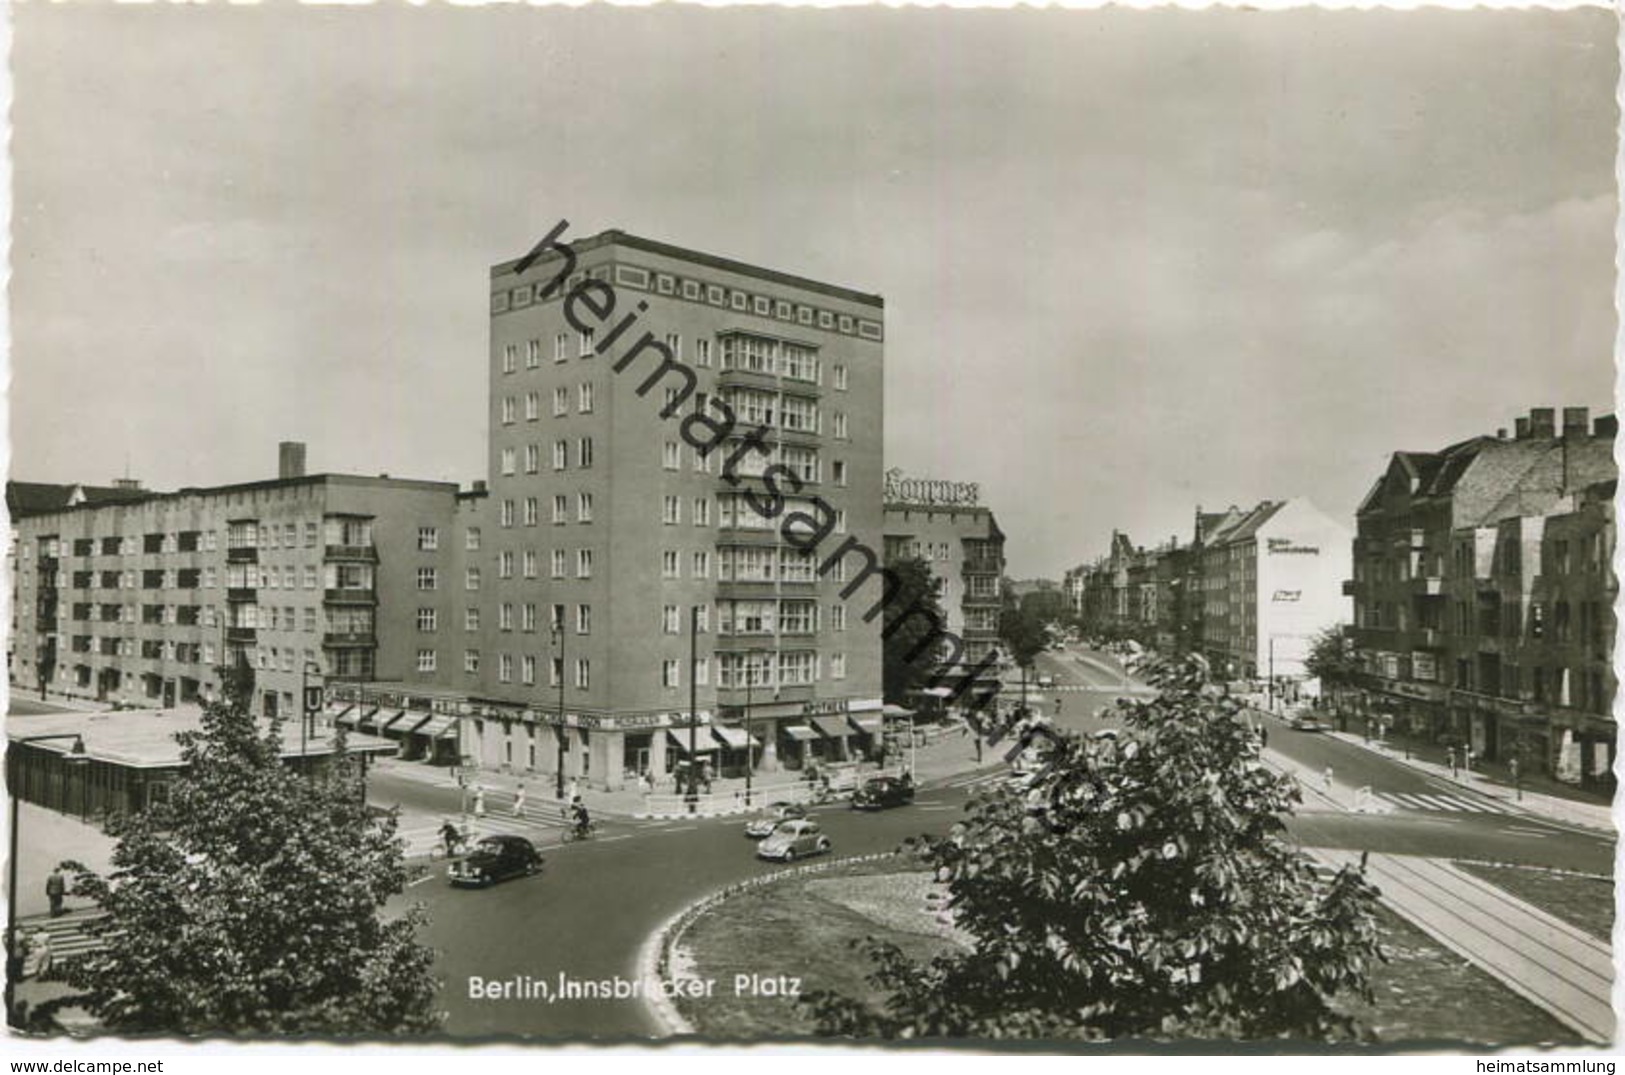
[709, 725, 757, 750]
[847, 713, 883, 735]
[811, 715, 850, 739]
[667, 729, 714, 753]
[380, 710, 426, 735]
[355, 706, 383, 734]
[335, 707, 362, 730]
[781, 724, 818, 742]
[413, 713, 459, 740]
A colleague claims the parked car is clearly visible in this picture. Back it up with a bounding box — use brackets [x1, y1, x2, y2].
[852, 774, 915, 810]
[1286, 711, 1328, 732]
[756, 819, 831, 862]
[744, 801, 808, 839]
[1037, 675, 1056, 688]
[448, 835, 543, 887]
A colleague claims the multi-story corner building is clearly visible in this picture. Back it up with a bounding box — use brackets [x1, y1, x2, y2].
[8, 445, 465, 761]
[1197, 498, 1351, 683]
[1347, 406, 1616, 784]
[467, 227, 886, 790]
[881, 469, 1007, 670]
[1065, 532, 1193, 651]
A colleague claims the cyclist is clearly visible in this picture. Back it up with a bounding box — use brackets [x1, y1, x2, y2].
[569, 795, 592, 839]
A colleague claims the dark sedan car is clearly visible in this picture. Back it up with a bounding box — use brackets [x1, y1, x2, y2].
[852, 774, 915, 811]
[448, 835, 543, 887]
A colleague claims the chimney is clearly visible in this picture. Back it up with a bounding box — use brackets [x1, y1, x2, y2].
[1594, 415, 1618, 437]
[472, 479, 488, 494]
[1514, 417, 1531, 439]
[1528, 407, 1557, 439]
[1562, 407, 1590, 439]
[112, 478, 142, 491]
[1496, 428, 1507, 440]
[278, 441, 307, 480]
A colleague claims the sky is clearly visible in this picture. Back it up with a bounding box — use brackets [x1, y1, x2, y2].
[8, 5, 1617, 579]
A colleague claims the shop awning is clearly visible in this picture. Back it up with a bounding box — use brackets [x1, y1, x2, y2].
[709, 725, 756, 750]
[811, 715, 850, 739]
[335, 707, 362, 730]
[414, 713, 459, 740]
[847, 713, 883, 735]
[355, 706, 383, 734]
[781, 724, 819, 742]
[325, 703, 355, 722]
[380, 710, 427, 735]
[667, 728, 714, 753]
[920, 687, 955, 699]
[881, 704, 913, 718]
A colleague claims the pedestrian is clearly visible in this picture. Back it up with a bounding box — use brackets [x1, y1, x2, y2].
[439, 819, 461, 858]
[45, 868, 65, 918]
[568, 777, 580, 803]
[473, 785, 487, 818]
[1446, 746, 1457, 777]
[1322, 765, 1334, 792]
[1259, 725, 1269, 751]
[512, 782, 527, 818]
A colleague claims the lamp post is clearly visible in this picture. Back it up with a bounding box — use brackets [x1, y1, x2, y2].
[552, 619, 566, 801]
[7, 733, 89, 1028]
[744, 661, 755, 808]
[686, 605, 700, 810]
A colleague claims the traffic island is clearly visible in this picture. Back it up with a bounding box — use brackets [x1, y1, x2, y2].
[652, 856, 1582, 1045]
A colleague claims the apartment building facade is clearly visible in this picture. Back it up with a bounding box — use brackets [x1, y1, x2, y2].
[1347, 406, 1616, 784]
[465, 228, 887, 790]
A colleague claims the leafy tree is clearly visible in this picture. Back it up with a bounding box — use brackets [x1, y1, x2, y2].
[998, 597, 1049, 680]
[1304, 625, 1359, 688]
[41, 674, 440, 1036]
[882, 556, 950, 705]
[806, 654, 1383, 1041]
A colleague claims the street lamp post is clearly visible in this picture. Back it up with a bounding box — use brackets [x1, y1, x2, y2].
[7, 733, 89, 1028]
[553, 620, 567, 801]
[744, 663, 754, 808]
[686, 606, 700, 811]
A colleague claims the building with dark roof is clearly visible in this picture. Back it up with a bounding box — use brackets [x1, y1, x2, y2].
[1345, 406, 1616, 785]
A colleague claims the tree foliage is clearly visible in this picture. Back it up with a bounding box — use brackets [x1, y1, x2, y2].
[882, 556, 950, 704]
[998, 596, 1049, 673]
[41, 677, 440, 1036]
[1304, 625, 1359, 687]
[806, 654, 1383, 1042]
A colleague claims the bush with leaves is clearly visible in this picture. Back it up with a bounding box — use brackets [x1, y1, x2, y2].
[37, 677, 440, 1036]
[806, 654, 1383, 1042]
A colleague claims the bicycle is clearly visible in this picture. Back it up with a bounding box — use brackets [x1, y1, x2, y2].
[562, 820, 598, 843]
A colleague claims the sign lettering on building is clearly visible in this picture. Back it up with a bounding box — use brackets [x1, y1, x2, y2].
[1271, 590, 1302, 602]
[1411, 652, 1438, 683]
[1266, 537, 1320, 555]
[802, 699, 850, 716]
[884, 467, 980, 508]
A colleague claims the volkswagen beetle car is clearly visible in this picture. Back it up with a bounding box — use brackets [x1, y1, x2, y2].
[851, 774, 915, 811]
[755, 819, 831, 862]
[744, 801, 807, 839]
[448, 835, 543, 887]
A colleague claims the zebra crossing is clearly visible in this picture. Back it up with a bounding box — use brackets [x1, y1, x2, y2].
[1375, 790, 1508, 816]
[397, 808, 578, 857]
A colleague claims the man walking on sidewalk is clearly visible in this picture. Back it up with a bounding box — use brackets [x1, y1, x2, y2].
[512, 781, 527, 818]
[45, 868, 66, 918]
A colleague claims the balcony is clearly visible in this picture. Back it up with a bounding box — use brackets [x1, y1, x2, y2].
[961, 593, 1001, 608]
[962, 559, 1002, 575]
[1342, 579, 1358, 597]
[324, 588, 377, 606]
[225, 626, 257, 644]
[324, 544, 379, 562]
[715, 579, 780, 598]
[717, 368, 823, 397]
[226, 546, 258, 564]
[322, 631, 377, 648]
[714, 527, 783, 546]
[226, 587, 257, 603]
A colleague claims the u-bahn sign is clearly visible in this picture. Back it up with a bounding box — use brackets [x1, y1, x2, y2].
[885, 467, 980, 507]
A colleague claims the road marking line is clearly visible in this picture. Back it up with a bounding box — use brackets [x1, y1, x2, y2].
[406, 874, 433, 888]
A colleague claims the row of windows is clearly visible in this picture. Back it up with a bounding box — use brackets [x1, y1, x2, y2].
[42, 519, 378, 560]
[48, 562, 375, 594]
[498, 329, 857, 390]
[418, 648, 853, 688]
[498, 382, 598, 425]
[498, 494, 594, 528]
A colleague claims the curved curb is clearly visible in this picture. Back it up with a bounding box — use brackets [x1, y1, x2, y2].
[636, 850, 902, 1037]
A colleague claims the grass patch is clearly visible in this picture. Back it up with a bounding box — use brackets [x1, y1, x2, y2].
[1452, 862, 1613, 944]
[675, 860, 1582, 1044]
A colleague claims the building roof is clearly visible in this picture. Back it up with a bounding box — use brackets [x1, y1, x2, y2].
[7, 481, 153, 519]
[7, 709, 396, 769]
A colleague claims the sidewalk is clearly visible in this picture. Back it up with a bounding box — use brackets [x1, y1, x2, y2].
[1315, 848, 1614, 1043]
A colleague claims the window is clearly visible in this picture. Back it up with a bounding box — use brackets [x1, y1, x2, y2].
[499, 550, 515, 579]
[524, 497, 539, 526]
[831, 604, 846, 631]
[696, 339, 711, 367]
[694, 498, 711, 526]
[662, 659, 681, 688]
[833, 461, 848, 486]
[553, 495, 568, 524]
[663, 496, 681, 525]
[576, 603, 591, 634]
[577, 493, 593, 523]
[466, 567, 481, 590]
[525, 444, 540, 473]
[578, 382, 594, 413]
[554, 387, 569, 417]
[465, 607, 481, 631]
[551, 550, 566, 578]
[694, 657, 710, 686]
[550, 604, 567, 632]
[417, 649, 437, 673]
[554, 333, 568, 362]
[304, 522, 318, 547]
[522, 655, 537, 685]
[831, 654, 847, 679]
[500, 447, 516, 475]
[575, 658, 590, 689]
[525, 391, 540, 421]
[835, 510, 847, 534]
[304, 607, 317, 632]
[502, 344, 518, 374]
[664, 333, 682, 363]
[523, 550, 538, 578]
[578, 328, 595, 357]
[578, 437, 594, 468]
[304, 564, 318, 589]
[501, 396, 516, 425]
[692, 550, 710, 578]
[416, 567, 438, 590]
[833, 412, 848, 439]
[663, 605, 679, 634]
[466, 527, 481, 551]
[465, 650, 480, 674]
[834, 364, 848, 390]
[500, 499, 515, 528]
[522, 602, 537, 631]
[499, 603, 514, 631]
[417, 608, 438, 632]
[553, 440, 568, 470]
[576, 549, 593, 578]
[663, 441, 681, 470]
[662, 551, 680, 579]
[526, 338, 541, 368]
